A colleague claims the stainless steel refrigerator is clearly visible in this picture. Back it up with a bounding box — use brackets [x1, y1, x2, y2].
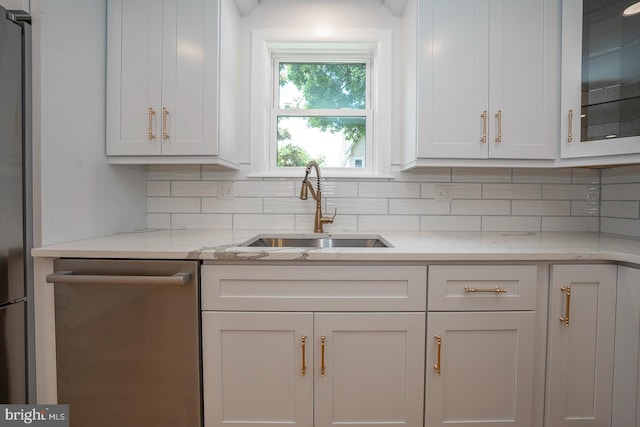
[0, 5, 32, 404]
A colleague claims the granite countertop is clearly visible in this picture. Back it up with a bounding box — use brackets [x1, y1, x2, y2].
[31, 229, 640, 265]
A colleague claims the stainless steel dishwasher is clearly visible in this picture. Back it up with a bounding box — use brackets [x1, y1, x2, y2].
[46, 259, 201, 427]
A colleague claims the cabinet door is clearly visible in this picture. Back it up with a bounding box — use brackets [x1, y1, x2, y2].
[425, 311, 536, 427]
[106, 0, 163, 156]
[561, 0, 640, 158]
[313, 313, 425, 427]
[546, 264, 617, 427]
[107, 0, 219, 157]
[202, 312, 313, 427]
[488, 0, 557, 160]
[160, 0, 219, 156]
[417, 0, 490, 159]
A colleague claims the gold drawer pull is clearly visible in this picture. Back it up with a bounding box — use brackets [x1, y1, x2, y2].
[148, 107, 156, 140]
[481, 110, 488, 143]
[301, 335, 307, 376]
[494, 110, 502, 143]
[464, 286, 507, 294]
[560, 286, 571, 327]
[434, 335, 442, 376]
[320, 336, 326, 377]
[162, 107, 170, 139]
[568, 109, 573, 143]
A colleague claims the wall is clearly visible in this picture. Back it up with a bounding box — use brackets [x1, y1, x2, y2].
[601, 164, 640, 239]
[32, 0, 147, 246]
[146, 166, 606, 233]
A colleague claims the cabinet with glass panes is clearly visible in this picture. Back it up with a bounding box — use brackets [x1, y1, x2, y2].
[561, 0, 640, 159]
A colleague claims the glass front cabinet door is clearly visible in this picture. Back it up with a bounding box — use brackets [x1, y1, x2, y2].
[561, 0, 640, 159]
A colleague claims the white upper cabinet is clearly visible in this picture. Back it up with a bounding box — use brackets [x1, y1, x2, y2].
[561, 0, 640, 160]
[106, 0, 238, 167]
[403, 0, 559, 166]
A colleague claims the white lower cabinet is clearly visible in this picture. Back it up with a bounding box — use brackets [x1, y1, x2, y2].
[546, 264, 617, 427]
[425, 265, 543, 427]
[426, 312, 536, 426]
[201, 264, 427, 427]
[202, 312, 425, 427]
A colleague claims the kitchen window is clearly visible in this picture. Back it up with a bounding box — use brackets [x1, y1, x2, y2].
[274, 58, 372, 170]
[250, 29, 392, 178]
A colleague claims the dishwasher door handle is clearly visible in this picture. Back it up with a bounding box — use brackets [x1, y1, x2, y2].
[46, 271, 192, 286]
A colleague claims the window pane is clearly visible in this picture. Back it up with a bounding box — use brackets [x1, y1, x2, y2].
[277, 116, 366, 168]
[279, 63, 366, 109]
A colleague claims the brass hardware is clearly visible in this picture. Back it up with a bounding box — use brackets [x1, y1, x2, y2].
[320, 336, 326, 377]
[148, 108, 156, 140]
[568, 109, 573, 143]
[560, 286, 571, 327]
[301, 335, 307, 376]
[495, 110, 502, 143]
[162, 107, 170, 139]
[434, 335, 442, 376]
[464, 286, 507, 294]
[481, 111, 488, 143]
[300, 161, 336, 233]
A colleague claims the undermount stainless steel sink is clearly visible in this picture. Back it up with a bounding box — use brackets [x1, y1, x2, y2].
[241, 234, 391, 248]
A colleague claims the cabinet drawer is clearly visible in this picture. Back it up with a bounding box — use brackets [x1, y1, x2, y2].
[428, 265, 538, 311]
[201, 265, 427, 311]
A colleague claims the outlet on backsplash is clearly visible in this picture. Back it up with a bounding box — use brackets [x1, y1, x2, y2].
[585, 187, 599, 215]
[435, 185, 453, 204]
[217, 181, 235, 200]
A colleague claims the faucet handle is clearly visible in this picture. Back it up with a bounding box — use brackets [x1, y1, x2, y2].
[322, 208, 337, 224]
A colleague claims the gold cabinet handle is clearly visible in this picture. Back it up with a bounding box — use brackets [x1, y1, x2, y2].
[495, 110, 502, 143]
[481, 111, 488, 143]
[320, 336, 326, 377]
[301, 335, 307, 376]
[568, 109, 573, 143]
[560, 286, 571, 327]
[464, 286, 507, 293]
[434, 335, 442, 376]
[148, 107, 156, 140]
[162, 107, 170, 139]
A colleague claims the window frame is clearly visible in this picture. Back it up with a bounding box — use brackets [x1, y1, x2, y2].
[249, 29, 392, 178]
[271, 55, 373, 172]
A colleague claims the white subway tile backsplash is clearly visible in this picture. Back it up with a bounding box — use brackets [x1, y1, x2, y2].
[147, 165, 201, 181]
[171, 181, 218, 197]
[171, 214, 232, 229]
[145, 166, 640, 238]
[421, 216, 481, 231]
[483, 184, 541, 200]
[358, 181, 420, 198]
[389, 199, 450, 215]
[147, 181, 170, 197]
[602, 183, 640, 201]
[512, 200, 570, 216]
[147, 197, 200, 213]
[233, 214, 295, 230]
[542, 217, 599, 232]
[601, 218, 640, 238]
[513, 168, 572, 184]
[422, 183, 481, 199]
[202, 198, 263, 214]
[601, 164, 640, 184]
[543, 184, 591, 200]
[452, 168, 511, 183]
[326, 198, 388, 215]
[235, 180, 295, 198]
[482, 216, 541, 232]
[452, 200, 511, 216]
[358, 215, 420, 231]
[601, 201, 640, 219]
